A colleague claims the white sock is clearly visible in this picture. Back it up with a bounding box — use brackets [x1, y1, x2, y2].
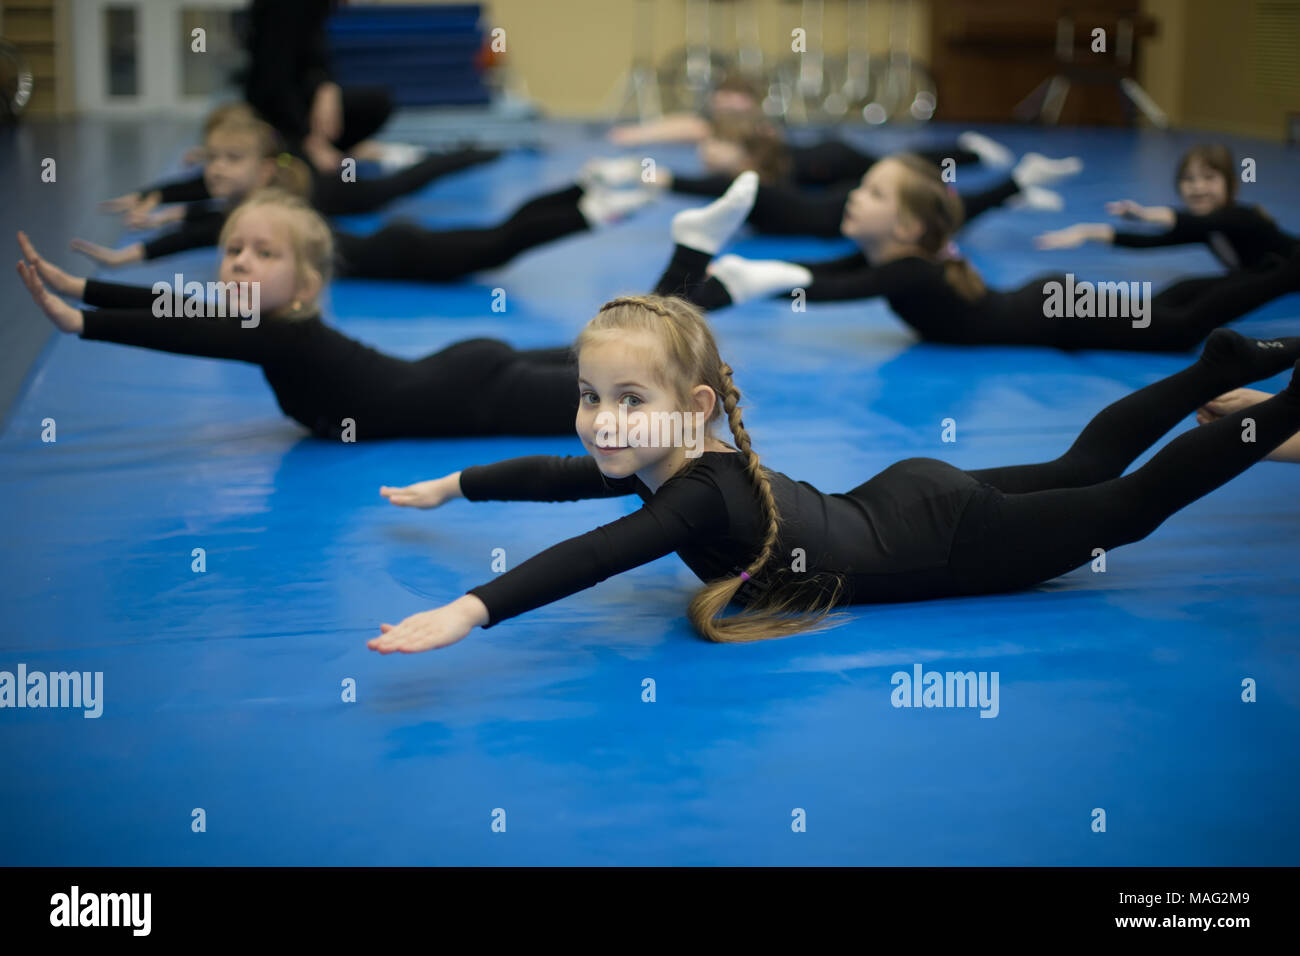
[1007, 184, 1063, 212]
[957, 131, 1014, 169]
[577, 186, 658, 227]
[580, 156, 647, 189]
[1012, 152, 1084, 189]
[707, 254, 812, 304]
[670, 171, 759, 255]
[376, 142, 430, 172]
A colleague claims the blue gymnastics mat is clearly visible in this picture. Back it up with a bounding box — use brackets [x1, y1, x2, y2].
[1, 121, 1298, 865]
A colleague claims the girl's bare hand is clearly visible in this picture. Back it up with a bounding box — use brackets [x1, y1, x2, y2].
[16, 260, 83, 333]
[1034, 226, 1086, 250]
[123, 193, 163, 229]
[69, 238, 139, 267]
[380, 473, 461, 509]
[99, 192, 142, 213]
[1105, 199, 1144, 219]
[367, 602, 480, 654]
[1196, 388, 1272, 425]
[17, 231, 85, 298]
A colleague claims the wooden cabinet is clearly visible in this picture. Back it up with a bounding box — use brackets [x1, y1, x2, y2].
[929, 0, 1157, 124]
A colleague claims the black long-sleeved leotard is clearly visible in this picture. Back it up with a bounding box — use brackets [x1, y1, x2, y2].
[455, 341, 1300, 629]
[76, 279, 578, 439]
[135, 184, 589, 281]
[653, 241, 1300, 352]
[133, 143, 501, 220]
[785, 139, 980, 188]
[459, 451, 985, 626]
[242, 0, 336, 145]
[141, 205, 228, 260]
[1111, 204, 1299, 271]
[667, 173, 1021, 238]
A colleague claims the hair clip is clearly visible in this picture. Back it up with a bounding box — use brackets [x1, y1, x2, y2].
[277, 152, 294, 168]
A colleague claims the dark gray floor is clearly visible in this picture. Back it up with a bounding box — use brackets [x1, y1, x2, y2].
[0, 117, 200, 426]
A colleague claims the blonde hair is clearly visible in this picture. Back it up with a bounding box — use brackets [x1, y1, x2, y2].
[579, 294, 845, 643]
[202, 101, 258, 137]
[887, 153, 986, 302]
[218, 188, 333, 318]
[206, 115, 313, 200]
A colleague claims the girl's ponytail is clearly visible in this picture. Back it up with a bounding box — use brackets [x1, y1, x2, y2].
[891, 153, 986, 302]
[269, 151, 313, 200]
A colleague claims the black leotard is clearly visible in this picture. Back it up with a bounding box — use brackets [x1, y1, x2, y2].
[135, 144, 501, 219]
[668, 175, 1021, 237]
[457, 336, 1300, 626]
[786, 140, 980, 188]
[241, 0, 391, 152]
[141, 206, 228, 260]
[137, 184, 590, 282]
[77, 279, 577, 439]
[654, 243, 1300, 352]
[1112, 204, 1299, 271]
[461, 452, 983, 625]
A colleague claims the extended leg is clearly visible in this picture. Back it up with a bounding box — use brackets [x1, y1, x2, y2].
[311, 147, 504, 216]
[967, 329, 1300, 492]
[952, 366, 1300, 594]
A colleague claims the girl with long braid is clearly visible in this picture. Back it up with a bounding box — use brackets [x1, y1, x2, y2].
[370, 293, 1300, 653]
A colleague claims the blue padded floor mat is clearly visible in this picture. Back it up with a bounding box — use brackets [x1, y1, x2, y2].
[1, 122, 1298, 865]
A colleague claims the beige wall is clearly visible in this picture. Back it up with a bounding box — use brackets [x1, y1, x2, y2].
[399, 0, 930, 118]
[1139, 0, 1300, 140]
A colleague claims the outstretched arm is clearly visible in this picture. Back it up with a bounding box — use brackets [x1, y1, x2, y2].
[369, 468, 728, 653]
[17, 231, 87, 299]
[381, 472, 464, 509]
[1035, 201, 1193, 250]
[1105, 200, 1177, 226]
[369, 595, 489, 654]
[69, 238, 145, 267]
[608, 113, 711, 146]
[17, 257, 83, 333]
[1035, 223, 1116, 249]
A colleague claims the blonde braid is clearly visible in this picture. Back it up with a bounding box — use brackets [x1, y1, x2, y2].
[584, 293, 846, 643]
[687, 362, 845, 643]
[718, 365, 779, 578]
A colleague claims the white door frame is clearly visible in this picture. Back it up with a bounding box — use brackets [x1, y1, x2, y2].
[72, 0, 245, 116]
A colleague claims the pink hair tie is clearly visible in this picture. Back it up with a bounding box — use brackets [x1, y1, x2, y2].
[739, 571, 751, 582]
[940, 240, 961, 261]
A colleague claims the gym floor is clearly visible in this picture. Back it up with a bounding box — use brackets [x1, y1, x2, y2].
[1, 118, 1297, 865]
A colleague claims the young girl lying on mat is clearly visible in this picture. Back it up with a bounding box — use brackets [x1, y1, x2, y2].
[70, 113, 650, 282]
[16, 190, 580, 440]
[648, 164, 1300, 352]
[370, 293, 1300, 653]
[1035, 143, 1298, 272]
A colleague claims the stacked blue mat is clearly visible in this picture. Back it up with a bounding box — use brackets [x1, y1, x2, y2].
[326, 4, 490, 107]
